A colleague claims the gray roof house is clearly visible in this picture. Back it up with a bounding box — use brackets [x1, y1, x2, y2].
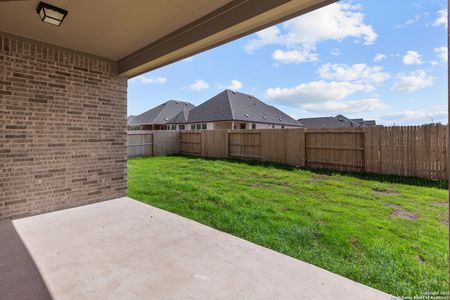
[298, 114, 378, 128]
[170, 109, 192, 124]
[128, 100, 195, 130]
[127, 115, 136, 123]
[169, 90, 302, 129]
[352, 119, 377, 127]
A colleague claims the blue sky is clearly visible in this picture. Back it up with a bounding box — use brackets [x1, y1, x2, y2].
[128, 0, 448, 125]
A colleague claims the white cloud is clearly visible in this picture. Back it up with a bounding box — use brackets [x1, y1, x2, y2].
[331, 48, 341, 56]
[227, 80, 243, 90]
[396, 15, 421, 28]
[272, 49, 318, 64]
[434, 46, 448, 62]
[265, 80, 385, 114]
[244, 3, 376, 63]
[402, 51, 423, 65]
[373, 53, 386, 62]
[430, 60, 438, 65]
[318, 63, 390, 84]
[280, 3, 377, 47]
[133, 75, 167, 84]
[265, 81, 371, 104]
[265, 61, 389, 114]
[189, 79, 209, 91]
[380, 106, 447, 125]
[392, 70, 433, 92]
[303, 98, 386, 113]
[433, 10, 448, 28]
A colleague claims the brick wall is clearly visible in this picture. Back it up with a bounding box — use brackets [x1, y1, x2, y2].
[0, 33, 128, 219]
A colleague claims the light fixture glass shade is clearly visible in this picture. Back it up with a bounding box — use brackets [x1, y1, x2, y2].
[42, 15, 62, 26]
[36, 2, 68, 26]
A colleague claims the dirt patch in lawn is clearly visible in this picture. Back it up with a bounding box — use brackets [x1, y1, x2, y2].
[385, 203, 418, 220]
[308, 175, 329, 183]
[440, 213, 449, 225]
[281, 207, 295, 212]
[373, 188, 400, 195]
[417, 255, 426, 263]
[251, 183, 270, 189]
[251, 183, 265, 188]
[350, 237, 359, 248]
[433, 201, 448, 207]
[252, 181, 290, 189]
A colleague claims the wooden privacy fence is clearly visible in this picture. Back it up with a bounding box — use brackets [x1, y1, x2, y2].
[176, 125, 447, 180]
[127, 131, 179, 157]
[128, 125, 447, 180]
[179, 132, 202, 155]
[128, 131, 153, 157]
[229, 131, 261, 160]
[305, 129, 365, 172]
[365, 125, 447, 179]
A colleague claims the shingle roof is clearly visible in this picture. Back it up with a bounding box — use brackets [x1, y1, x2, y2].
[169, 108, 191, 124]
[362, 120, 377, 126]
[127, 115, 136, 123]
[299, 116, 353, 128]
[350, 118, 364, 124]
[128, 100, 195, 125]
[174, 90, 301, 126]
[299, 115, 377, 128]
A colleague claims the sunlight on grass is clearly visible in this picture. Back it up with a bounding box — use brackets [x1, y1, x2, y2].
[128, 156, 448, 297]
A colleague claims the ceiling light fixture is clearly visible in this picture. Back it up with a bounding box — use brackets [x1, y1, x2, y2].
[36, 2, 68, 26]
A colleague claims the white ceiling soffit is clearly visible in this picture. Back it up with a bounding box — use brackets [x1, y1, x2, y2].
[0, 0, 335, 77]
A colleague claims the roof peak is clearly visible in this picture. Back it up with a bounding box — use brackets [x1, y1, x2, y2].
[165, 99, 192, 105]
[224, 89, 253, 97]
[128, 99, 195, 125]
[182, 89, 300, 126]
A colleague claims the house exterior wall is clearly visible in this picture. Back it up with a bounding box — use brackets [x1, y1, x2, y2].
[172, 121, 300, 130]
[0, 34, 127, 219]
[212, 121, 233, 130]
[129, 124, 168, 131]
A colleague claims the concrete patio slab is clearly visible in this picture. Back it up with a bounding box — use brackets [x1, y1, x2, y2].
[0, 220, 51, 300]
[12, 197, 391, 300]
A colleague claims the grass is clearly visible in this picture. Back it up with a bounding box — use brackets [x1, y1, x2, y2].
[128, 155, 449, 297]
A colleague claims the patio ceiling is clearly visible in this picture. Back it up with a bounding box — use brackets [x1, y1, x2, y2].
[0, 0, 335, 77]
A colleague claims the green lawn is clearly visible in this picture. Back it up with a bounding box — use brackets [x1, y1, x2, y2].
[128, 156, 448, 297]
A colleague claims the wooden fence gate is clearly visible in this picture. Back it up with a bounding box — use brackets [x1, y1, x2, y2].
[305, 129, 365, 172]
[179, 132, 202, 155]
[228, 131, 262, 160]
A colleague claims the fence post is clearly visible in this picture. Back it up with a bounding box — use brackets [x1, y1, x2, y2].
[226, 130, 230, 158]
[362, 130, 366, 173]
[151, 133, 154, 157]
[304, 128, 308, 167]
[201, 131, 205, 156]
